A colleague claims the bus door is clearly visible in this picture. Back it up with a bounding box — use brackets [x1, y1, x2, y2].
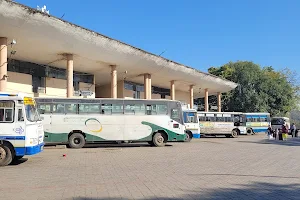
[37, 102, 52, 142]
[169, 102, 184, 135]
[0, 100, 16, 146]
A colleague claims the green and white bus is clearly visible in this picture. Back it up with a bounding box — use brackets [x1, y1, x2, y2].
[35, 98, 186, 148]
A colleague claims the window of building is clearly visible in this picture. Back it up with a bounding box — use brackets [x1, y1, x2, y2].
[133, 91, 141, 99]
[74, 81, 80, 92]
[32, 76, 46, 93]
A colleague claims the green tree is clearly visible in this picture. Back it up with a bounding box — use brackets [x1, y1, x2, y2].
[207, 61, 299, 116]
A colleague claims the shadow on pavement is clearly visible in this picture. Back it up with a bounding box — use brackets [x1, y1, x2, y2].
[72, 182, 300, 200]
[238, 137, 300, 147]
[9, 158, 28, 166]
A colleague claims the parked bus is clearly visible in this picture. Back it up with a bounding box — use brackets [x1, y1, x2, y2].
[271, 117, 290, 131]
[243, 113, 271, 134]
[182, 105, 200, 141]
[0, 93, 44, 166]
[35, 98, 186, 148]
[197, 112, 246, 137]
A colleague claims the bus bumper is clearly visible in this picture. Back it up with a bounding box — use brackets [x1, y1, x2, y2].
[15, 143, 45, 156]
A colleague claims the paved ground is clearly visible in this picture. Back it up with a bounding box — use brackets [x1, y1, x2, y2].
[1, 134, 300, 200]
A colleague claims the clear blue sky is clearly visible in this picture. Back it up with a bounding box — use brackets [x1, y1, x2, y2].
[16, 0, 300, 72]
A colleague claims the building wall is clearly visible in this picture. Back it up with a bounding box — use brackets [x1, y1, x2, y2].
[7, 71, 33, 96]
[176, 90, 190, 104]
[95, 84, 110, 98]
[45, 78, 66, 97]
[79, 82, 95, 98]
[6, 72, 95, 98]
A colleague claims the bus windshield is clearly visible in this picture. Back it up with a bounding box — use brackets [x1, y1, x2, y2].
[183, 111, 198, 123]
[271, 118, 286, 125]
[24, 97, 40, 122]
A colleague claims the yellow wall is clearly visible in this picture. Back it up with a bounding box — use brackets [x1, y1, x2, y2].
[7, 71, 33, 96]
[45, 78, 66, 97]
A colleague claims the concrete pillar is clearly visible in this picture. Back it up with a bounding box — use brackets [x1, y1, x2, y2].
[217, 92, 222, 112]
[170, 80, 175, 100]
[144, 74, 149, 99]
[148, 74, 152, 99]
[66, 54, 73, 98]
[205, 88, 209, 112]
[111, 65, 117, 98]
[189, 85, 194, 109]
[0, 37, 7, 92]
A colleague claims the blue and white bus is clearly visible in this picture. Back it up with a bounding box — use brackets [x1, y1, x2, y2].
[243, 113, 271, 134]
[0, 93, 44, 166]
[182, 105, 200, 140]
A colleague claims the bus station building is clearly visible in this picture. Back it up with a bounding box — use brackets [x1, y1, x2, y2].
[0, 0, 237, 111]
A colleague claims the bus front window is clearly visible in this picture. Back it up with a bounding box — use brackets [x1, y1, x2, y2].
[24, 97, 40, 122]
[183, 112, 198, 123]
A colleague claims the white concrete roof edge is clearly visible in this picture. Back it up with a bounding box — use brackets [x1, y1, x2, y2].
[2, 0, 237, 91]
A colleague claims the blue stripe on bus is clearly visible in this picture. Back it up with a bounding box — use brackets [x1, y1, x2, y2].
[15, 143, 44, 156]
[0, 136, 25, 140]
[252, 128, 268, 133]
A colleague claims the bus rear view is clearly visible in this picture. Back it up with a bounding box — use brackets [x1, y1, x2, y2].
[0, 93, 44, 166]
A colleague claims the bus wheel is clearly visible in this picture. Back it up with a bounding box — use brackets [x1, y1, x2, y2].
[0, 144, 13, 166]
[231, 129, 239, 138]
[247, 128, 253, 135]
[184, 131, 192, 142]
[69, 133, 86, 149]
[152, 132, 166, 147]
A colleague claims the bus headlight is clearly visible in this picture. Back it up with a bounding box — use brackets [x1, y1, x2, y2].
[30, 138, 38, 145]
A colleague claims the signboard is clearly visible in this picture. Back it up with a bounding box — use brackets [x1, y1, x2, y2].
[80, 90, 93, 96]
[24, 97, 35, 105]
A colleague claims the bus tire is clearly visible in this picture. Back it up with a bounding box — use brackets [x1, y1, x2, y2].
[152, 132, 166, 147]
[231, 129, 239, 138]
[0, 144, 13, 166]
[68, 133, 86, 149]
[184, 131, 192, 142]
[247, 128, 254, 135]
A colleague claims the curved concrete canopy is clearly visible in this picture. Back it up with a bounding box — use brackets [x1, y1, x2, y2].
[0, 0, 237, 98]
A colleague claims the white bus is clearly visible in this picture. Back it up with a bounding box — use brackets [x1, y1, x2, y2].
[182, 105, 200, 140]
[197, 112, 246, 137]
[35, 98, 186, 148]
[0, 93, 44, 166]
[243, 113, 271, 134]
[271, 117, 290, 131]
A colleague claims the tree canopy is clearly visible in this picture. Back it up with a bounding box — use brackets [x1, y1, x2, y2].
[207, 61, 299, 116]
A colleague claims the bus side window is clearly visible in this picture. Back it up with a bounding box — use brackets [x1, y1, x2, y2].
[52, 103, 65, 114]
[65, 104, 78, 114]
[18, 109, 24, 121]
[0, 101, 14, 123]
[101, 104, 112, 115]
